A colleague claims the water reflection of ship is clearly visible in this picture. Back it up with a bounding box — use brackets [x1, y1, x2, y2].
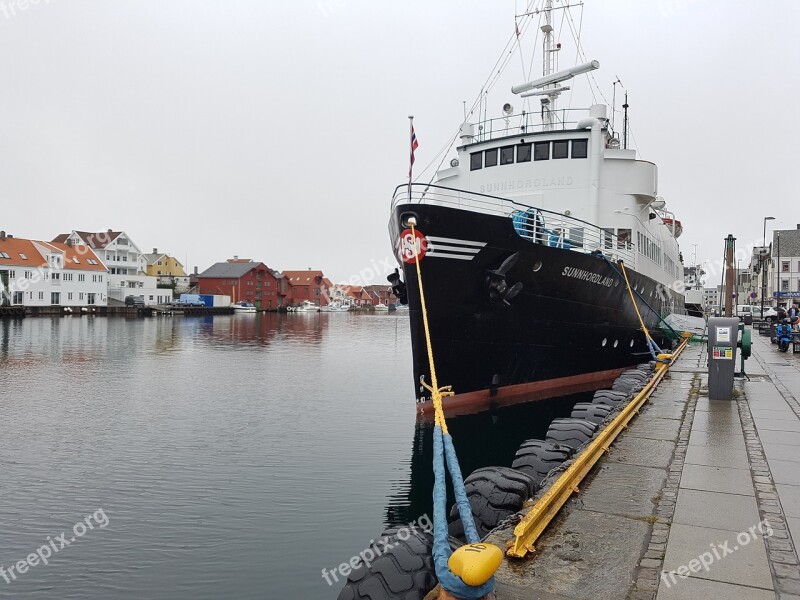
[382, 395, 588, 529]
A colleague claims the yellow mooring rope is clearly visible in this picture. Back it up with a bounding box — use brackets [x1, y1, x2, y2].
[409, 220, 454, 433]
[619, 260, 656, 344]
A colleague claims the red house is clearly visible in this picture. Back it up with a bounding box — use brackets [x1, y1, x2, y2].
[197, 259, 286, 309]
[282, 270, 333, 307]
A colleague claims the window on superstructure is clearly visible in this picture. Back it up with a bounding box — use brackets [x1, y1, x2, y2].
[516, 143, 532, 163]
[569, 228, 584, 248]
[534, 142, 549, 161]
[500, 146, 514, 165]
[484, 149, 498, 167]
[617, 229, 632, 250]
[553, 140, 569, 159]
[603, 228, 614, 250]
[572, 139, 588, 159]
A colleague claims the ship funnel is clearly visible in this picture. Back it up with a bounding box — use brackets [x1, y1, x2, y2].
[459, 122, 476, 144]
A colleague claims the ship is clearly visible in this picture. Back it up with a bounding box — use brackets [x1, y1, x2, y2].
[388, 1, 685, 417]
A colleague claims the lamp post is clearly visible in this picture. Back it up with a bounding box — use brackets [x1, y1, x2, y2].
[762, 216, 775, 315]
[777, 231, 782, 307]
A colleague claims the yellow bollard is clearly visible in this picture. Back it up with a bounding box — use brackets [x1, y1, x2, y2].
[447, 543, 504, 587]
[655, 353, 673, 371]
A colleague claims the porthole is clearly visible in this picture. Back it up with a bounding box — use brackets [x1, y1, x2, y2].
[601, 338, 607, 347]
[532, 261, 542, 272]
[629, 339, 634, 347]
[613, 339, 619, 348]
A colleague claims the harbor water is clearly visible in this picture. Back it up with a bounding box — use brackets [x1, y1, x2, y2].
[0, 314, 576, 599]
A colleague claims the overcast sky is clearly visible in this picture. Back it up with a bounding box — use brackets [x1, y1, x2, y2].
[1, 0, 798, 284]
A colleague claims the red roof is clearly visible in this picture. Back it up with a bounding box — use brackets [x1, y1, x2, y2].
[52, 231, 122, 249]
[41, 242, 107, 271]
[0, 237, 45, 267]
[283, 270, 329, 286]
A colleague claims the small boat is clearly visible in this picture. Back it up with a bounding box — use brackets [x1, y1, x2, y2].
[294, 300, 320, 313]
[373, 303, 389, 312]
[321, 301, 351, 313]
[233, 301, 257, 313]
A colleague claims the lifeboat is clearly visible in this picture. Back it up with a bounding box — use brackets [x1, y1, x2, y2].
[662, 218, 682, 238]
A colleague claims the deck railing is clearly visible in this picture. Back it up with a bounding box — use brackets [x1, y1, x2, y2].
[392, 183, 635, 265]
[466, 109, 601, 143]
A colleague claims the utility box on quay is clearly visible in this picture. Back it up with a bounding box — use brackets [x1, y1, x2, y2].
[708, 317, 738, 400]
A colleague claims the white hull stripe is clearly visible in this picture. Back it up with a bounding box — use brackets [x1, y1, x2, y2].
[425, 237, 486, 261]
[426, 252, 475, 260]
[426, 236, 487, 247]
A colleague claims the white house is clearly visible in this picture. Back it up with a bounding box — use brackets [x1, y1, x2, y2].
[52, 230, 169, 306]
[771, 228, 800, 307]
[0, 232, 108, 308]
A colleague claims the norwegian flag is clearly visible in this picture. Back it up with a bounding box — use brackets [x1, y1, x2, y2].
[408, 121, 419, 179]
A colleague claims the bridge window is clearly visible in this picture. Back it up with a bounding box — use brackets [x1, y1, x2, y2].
[516, 143, 532, 163]
[470, 152, 482, 171]
[572, 139, 588, 158]
[553, 140, 569, 159]
[500, 145, 515, 165]
[485, 148, 498, 168]
[534, 142, 550, 161]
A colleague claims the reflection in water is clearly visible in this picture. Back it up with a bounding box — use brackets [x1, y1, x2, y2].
[383, 393, 592, 529]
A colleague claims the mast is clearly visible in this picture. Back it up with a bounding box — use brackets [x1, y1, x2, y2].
[541, 0, 556, 131]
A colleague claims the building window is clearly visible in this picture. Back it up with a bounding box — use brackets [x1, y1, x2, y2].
[38, 292, 44, 300]
[8, 270, 15, 279]
[19, 253, 27, 260]
[24, 271, 31, 279]
[572, 139, 588, 159]
[79, 293, 84, 300]
[534, 142, 550, 161]
[0, 252, 9, 259]
[68, 292, 73, 300]
[78, 274, 85, 282]
[470, 151, 483, 170]
[553, 140, 569, 159]
[314, 288, 320, 296]
[782, 261, 790, 272]
[500, 145, 515, 165]
[87, 293, 96, 305]
[516, 143, 532, 163]
[484, 148, 498, 168]
[12, 291, 22, 304]
[52, 273, 60, 281]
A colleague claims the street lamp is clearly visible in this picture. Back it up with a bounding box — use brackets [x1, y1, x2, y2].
[777, 231, 782, 307]
[761, 216, 775, 315]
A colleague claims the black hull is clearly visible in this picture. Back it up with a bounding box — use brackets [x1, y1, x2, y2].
[390, 202, 676, 413]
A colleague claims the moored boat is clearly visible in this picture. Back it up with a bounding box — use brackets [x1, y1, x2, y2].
[388, 1, 685, 417]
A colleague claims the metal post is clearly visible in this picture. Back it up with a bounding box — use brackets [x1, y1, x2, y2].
[724, 235, 736, 317]
[777, 231, 782, 306]
[762, 216, 774, 315]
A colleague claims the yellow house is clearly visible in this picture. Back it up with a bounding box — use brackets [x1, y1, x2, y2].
[144, 249, 188, 293]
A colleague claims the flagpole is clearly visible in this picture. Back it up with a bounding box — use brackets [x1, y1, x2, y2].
[408, 115, 414, 202]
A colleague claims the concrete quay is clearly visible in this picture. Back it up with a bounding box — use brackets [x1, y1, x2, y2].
[491, 332, 800, 600]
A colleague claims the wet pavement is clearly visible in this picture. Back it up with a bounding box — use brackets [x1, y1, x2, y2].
[490, 330, 800, 600]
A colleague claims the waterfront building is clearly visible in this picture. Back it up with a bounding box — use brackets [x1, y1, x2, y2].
[51, 230, 166, 306]
[0, 232, 108, 308]
[363, 284, 398, 306]
[771, 227, 800, 306]
[197, 259, 284, 309]
[144, 248, 189, 294]
[282, 270, 333, 307]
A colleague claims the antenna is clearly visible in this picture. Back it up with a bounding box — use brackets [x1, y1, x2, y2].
[623, 92, 629, 149]
[612, 77, 622, 132]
